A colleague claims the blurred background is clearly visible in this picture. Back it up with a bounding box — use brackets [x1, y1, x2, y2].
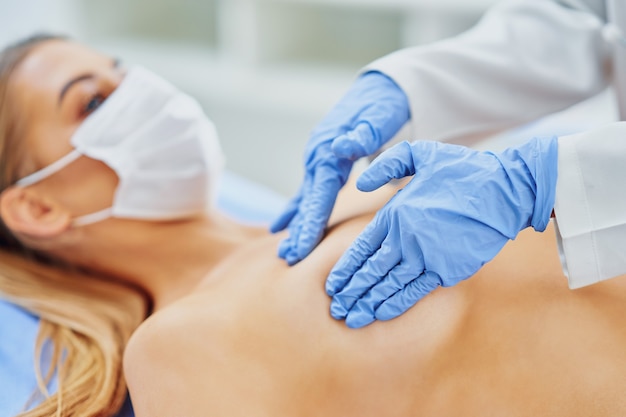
[0, 0, 617, 197]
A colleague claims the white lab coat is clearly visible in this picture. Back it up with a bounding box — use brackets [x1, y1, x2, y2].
[366, 0, 626, 289]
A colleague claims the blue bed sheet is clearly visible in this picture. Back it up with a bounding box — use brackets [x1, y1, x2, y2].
[0, 171, 286, 416]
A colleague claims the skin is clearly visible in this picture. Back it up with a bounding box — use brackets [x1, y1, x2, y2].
[125, 222, 626, 417]
[3, 40, 626, 416]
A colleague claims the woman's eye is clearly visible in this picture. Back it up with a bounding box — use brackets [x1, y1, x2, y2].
[83, 94, 105, 116]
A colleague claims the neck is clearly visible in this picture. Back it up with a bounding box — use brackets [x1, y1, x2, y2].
[59, 212, 267, 312]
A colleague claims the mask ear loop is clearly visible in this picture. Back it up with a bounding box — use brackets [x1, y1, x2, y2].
[72, 208, 113, 227]
[15, 150, 115, 228]
[16, 150, 83, 187]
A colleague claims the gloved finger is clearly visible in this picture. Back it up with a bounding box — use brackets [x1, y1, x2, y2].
[283, 211, 305, 265]
[331, 122, 378, 160]
[344, 298, 376, 328]
[356, 141, 417, 192]
[329, 296, 349, 320]
[292, 165, 346, 262]
[342, 262, 417, 328]
[269, 190, 303, 233]
[356, 93, 410, 147]
[275, 209, 304, 262]
[375, 271, 442, 321]
[273, 174, 313, 262]
[285, 249, 301, 266]
[277, 235, 295, 259]
[326, 214, 389, 297]
[331, 234, 401, 314]
[355, 260, 420, 308]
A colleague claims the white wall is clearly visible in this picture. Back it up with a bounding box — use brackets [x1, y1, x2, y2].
[0, 0, 84, 45]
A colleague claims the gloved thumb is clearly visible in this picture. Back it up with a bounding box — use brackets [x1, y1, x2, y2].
[357, 141, 416, 192]
[331, 122, 380, 161]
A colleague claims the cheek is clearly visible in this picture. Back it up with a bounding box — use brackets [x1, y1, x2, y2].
[25, 117, 77, 172]
[43, 156, 119, 217]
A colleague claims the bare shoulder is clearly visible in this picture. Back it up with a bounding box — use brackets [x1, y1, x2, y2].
[124, 291, 237, 416]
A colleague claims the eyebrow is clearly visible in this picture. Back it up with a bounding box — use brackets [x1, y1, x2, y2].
[58, 73, 94, 106]
[57, 58, 121, 107]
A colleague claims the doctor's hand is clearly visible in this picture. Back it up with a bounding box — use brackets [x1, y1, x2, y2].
[326, 138, 558, 328]
[270, 71, 410, 265]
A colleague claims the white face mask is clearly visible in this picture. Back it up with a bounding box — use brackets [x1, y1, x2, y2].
[16, 66, 225, 226]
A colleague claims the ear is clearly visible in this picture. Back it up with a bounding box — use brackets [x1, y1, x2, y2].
[0, 186, 71, 239]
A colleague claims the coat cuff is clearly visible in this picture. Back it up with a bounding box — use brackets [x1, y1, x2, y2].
[553, 124, 626, 289]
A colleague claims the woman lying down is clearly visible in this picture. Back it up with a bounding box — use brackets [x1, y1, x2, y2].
[0, 35, 625, 417]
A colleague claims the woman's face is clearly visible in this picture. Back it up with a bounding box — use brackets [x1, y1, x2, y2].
[8, 39, 125, 220]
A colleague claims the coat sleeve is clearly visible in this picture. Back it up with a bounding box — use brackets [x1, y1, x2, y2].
[554, 122, 626, 288]
[367, 0, 626, 287]
[365, 0, 612, 143]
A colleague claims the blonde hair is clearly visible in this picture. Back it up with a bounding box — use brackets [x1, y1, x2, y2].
[0, 35, 149, 416]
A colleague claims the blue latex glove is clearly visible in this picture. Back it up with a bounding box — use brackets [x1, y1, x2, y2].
[270, 71, 410, 265]
[326, 138, 558, 328]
